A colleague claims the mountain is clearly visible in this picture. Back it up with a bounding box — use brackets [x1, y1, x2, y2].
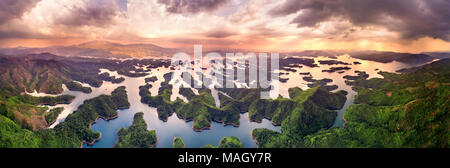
[285, 50, 434, 64]
[0, 40, 181, 59]
[422, 52, 450, 59]
[349, 51, 433, 64]
[75, 40, 180, 58]
[0, 46, 129, 59]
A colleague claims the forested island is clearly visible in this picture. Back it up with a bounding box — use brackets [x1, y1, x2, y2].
[0, 52, 448, 148]
[65, 81, 92, 93]
[172, 137, 185, 148]
[201, 136, 245, 148]
[115, 112, 157, 148]
[139, 72, 242, 131]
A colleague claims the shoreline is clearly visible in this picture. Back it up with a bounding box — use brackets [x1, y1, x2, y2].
[250, 129, 259, 148]
[80, 113, 120, 148]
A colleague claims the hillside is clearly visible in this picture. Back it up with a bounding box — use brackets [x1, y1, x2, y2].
[0, 86, 130, 147]
[253, 59, 449, 148]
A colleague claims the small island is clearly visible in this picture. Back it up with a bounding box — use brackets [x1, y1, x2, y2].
[65, 81, 92, 93]
[98, 72, 125, 84]
[318, 60, 351, 65]
[322, 66, 351, 73]
[172, 137, 185, 148]
[200, 136, 244, 148]
[218, 136, 244, 148]
[144, 76, 158, 83]
[115, 112, 157, 148]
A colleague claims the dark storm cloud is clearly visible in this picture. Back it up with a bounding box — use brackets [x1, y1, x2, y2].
[0, 0, 41, 24]
[55, 1, 121, 27]
[270, 0, 450, 41]
[158, 0, 230, 14]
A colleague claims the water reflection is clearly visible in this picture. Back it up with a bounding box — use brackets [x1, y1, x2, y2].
[28, 54, 431, 148]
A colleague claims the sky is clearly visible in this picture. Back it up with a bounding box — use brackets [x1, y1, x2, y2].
[0, 0, 450, 53]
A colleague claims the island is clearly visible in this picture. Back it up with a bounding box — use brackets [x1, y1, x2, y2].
[218, 136, 244, 148]
[115, 112, 157, 148]
[322, 66, 351, 73]
[172, 137, 185, 148]
[252, 59, 450, 148]
[200, 136, 244, 148]
[98, 72, 125, 84]
[318, 60, 351, 65]
[144, 76, 158, 83]
[65, 81, 92, 93]
[140, 72, 241, 131]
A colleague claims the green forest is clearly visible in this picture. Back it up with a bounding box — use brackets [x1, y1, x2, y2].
[115, 112, 157, 148]
[252, 59, 449, 148]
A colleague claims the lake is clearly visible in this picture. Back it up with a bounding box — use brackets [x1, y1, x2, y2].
[29, 54, 431, 148]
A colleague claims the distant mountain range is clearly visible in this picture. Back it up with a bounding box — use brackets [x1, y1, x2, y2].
[286, 50, 450, 64]
[0, 40, 180, 59]
[1, 41, 449, 63]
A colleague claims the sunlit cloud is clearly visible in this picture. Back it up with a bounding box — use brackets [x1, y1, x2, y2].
[0, 0, 449, 53]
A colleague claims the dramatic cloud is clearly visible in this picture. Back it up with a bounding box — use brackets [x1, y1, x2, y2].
[1, 0, 450, 52]
[55, 0, 124, 27]
[270, 0, 450, 41]
[158, 0, 230, 14]
[0, 0, 41, 24]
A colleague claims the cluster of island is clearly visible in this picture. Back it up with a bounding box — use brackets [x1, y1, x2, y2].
[0, 52, 448, 148]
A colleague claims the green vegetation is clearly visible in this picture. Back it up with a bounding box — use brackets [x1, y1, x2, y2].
[115, 112, 157, 148]
[172, 137, 185, 148]
[253, 59, 450, 148]
[202, 144, 216, 148]
[9, 94, 75, 106]
[0, 86, 129, 147]
[200, 136, 244, 148]
[140, 73, 216, 131]
[65, 81, 92, 93]
[111, 86, 130, 109]
[141, 72, 347, 132]
[249, 87, 346, 125]
[251, 87, 347, 147]
[45, 107, 64, 125]
[218, 136, 244, 148]
[2, 94, 74, 130]
[140, 72, 183, 121]
[0, 115, 41, 148]
[140, 73, 252, 131]
[0, 103, 14, 121]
